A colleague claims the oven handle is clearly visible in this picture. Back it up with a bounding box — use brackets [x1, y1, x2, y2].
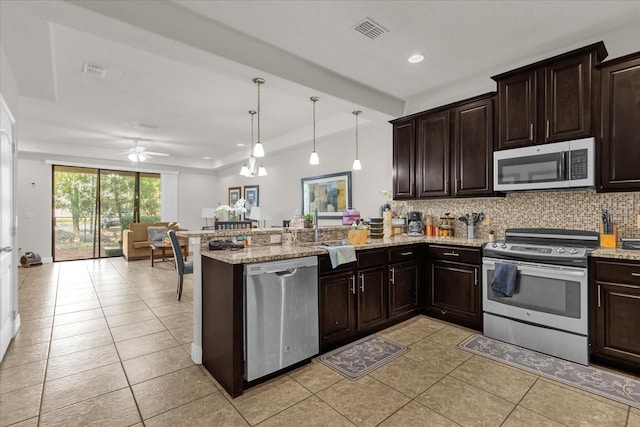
[483, 259, 586, 278]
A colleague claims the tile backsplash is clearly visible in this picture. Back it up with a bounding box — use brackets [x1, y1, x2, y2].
[403, 190, 638, 245]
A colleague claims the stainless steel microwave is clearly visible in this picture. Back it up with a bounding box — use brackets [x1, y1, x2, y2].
[494, 138, 595, 192]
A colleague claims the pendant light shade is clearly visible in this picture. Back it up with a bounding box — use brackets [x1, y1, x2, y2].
[352, 110, 362, 170]
[253, 78, 265, 158]
[239, 110, 268, 177]
[309, 96, 320, 165]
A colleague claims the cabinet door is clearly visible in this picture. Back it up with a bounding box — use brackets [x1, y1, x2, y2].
[319, 272, 357, 350]
[497, 70, 536, 149]
[453, 98, 494, 196]
[392, 120, 416, 199]
[357, 267, 387, 332]
[428, 261, 481, 330]
[389, 261, 419, 319]
[544, 53, 592, 143]
[593, 282, 640, 367]
[599, 54, 640, 192]
[417, 111, 450, 197]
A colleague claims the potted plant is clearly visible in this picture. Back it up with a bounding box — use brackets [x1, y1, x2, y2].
[303, 213, 314, 228]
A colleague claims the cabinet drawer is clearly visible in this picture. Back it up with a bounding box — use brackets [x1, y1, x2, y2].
[428, 245, 480, 264]
[594, 259, 640, 286]
[318, 255, 355, 275]
[358, 249, 387, 269]
[389, 246, 420, 263]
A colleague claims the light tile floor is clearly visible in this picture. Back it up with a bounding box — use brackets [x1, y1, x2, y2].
[1, 258, 639, 426]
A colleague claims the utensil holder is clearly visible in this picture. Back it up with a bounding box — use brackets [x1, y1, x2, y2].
[347, 229, 368, 245]
[467, 225, 477, 239]
[600, 223, 617, 249]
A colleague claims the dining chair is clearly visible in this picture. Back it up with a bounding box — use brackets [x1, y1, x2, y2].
[167, 230, 193, 301]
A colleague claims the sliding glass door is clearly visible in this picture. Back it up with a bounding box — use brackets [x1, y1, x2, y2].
[53, 166, 160, 261]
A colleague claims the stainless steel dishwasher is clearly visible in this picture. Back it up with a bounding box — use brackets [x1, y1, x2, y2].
[244, 256, 318, 382]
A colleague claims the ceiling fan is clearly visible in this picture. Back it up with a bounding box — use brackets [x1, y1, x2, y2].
[118, 138, 169, 162]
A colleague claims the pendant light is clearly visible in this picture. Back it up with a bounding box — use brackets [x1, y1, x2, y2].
[309, 96, 320, 165]
[252, 78, 265, 158]
[352, 110, 362, 170]
[239, 110, 268, 177]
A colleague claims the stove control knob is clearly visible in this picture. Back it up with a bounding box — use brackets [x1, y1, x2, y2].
[557, 248, 565, 253]
[500, 244, 507, 249]
[569, 248, 578, 255]
[491, 243, 498, 248]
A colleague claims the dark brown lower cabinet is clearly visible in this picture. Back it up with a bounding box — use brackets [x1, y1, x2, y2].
[590, 258, 640, 373]
[319, 249, 389, 352]
[426, 245, 482, 330]
[388, 245, 421, 319]
[357, 266, 387, 332]
[319, 270, 358, 349]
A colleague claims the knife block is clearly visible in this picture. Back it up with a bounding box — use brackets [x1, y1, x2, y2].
[600, 223, 617, 249]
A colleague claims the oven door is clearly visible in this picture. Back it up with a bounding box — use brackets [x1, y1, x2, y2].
[482, 257, 587, 335]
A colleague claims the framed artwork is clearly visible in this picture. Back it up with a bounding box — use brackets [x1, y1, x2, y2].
[228, 186, 241, 206]
[243, 185, 259, 218]
[301, 171, 352, 219]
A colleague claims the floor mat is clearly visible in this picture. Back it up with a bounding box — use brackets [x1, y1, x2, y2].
[459, 334, 640, 409]
[318, 335, 408, 380]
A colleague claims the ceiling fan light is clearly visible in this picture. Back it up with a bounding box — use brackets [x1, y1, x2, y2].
[352, 158, 362, 170]
[253, 141, 265, 158]
[309, 151, 319, 165]
[258, 165, 268, 176]
[128, 153, 137, 162]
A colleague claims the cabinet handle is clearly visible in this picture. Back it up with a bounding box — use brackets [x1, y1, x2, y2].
[545, 120, 550, 139]
[350, 275, 356, 295]
[529, 123, 534, 141]
[390, 267, 395, 285]
[443, 252, 459, 257]
[597, 285, 601, 308]
[400, 251, 413, 256]
[474, 268, 478, 286]
[360, 273, 365, 293]
[631, 273, 640, 277]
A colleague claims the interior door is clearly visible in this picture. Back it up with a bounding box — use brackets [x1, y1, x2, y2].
[1, 96, 18, 360]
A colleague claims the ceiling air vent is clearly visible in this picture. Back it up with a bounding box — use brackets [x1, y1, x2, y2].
[82, 62, 107, 79]
[353, 18, 388, 40]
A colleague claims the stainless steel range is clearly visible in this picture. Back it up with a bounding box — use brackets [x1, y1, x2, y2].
[482, 228, 599, 365]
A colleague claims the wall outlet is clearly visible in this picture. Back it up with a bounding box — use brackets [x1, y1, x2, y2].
[636, 214, 640, 229]
[481, 214, 491, 226]
[270, 234, 282, 244]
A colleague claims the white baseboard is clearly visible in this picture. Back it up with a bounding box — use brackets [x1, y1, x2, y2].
[191, 343, 202, 364]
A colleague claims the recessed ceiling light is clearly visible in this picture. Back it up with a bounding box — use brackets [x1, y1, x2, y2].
[237, 143, 245, 147]
[408, 54, 424, 64]
[203, 156, 210, 160]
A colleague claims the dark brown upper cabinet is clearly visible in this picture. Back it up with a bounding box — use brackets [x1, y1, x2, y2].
[597, 51, 640, 192]
[391, 92, 496, 200]
[392, 119, 416, 198]
[492, 42, 607, 150]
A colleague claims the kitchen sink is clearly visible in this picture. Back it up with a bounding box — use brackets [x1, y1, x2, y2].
[295, 240, 351, 250]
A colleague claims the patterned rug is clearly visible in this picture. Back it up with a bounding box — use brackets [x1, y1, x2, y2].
[459, 334, 640, 409]
[318, 335, 408, 380]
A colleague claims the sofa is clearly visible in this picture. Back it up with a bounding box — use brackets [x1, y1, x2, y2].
[123, 222, 185, 261]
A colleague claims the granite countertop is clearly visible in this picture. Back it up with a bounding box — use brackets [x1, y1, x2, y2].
[200, 234, 484, 264]
[590, 248, 640, 261]
[181, 228, 640, 264]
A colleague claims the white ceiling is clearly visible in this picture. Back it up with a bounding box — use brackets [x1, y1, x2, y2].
[2, 0, 639, 171]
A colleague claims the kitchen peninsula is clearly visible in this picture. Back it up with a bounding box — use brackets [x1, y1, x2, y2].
[179, 225, 640, 398]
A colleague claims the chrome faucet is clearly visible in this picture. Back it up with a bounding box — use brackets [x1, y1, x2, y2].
[313, 207, 322, 242]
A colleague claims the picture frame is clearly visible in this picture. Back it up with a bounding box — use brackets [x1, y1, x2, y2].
[301, 171, 352, 219]
[228, 186, 241, 206]
[243, 185, 259, 219]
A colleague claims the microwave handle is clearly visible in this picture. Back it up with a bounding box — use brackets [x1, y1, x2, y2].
[560, 151, 568, 181]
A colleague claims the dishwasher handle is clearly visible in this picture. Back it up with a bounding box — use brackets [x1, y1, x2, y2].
[274, 268, 298, 278]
